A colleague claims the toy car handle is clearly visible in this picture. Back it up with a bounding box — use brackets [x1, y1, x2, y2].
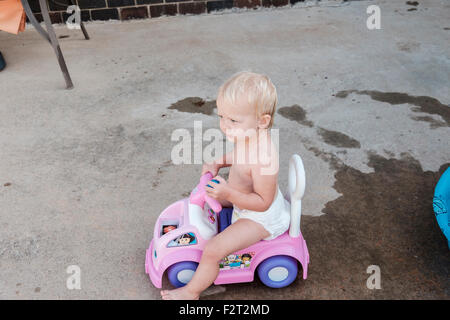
[191, 172, 222, 213]
[202, 172, 223, 212]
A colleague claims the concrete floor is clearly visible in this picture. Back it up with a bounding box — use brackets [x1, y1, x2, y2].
[0, 0, 449, 299]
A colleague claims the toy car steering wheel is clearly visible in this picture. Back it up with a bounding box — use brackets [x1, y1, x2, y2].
[190, 172, 223, 213]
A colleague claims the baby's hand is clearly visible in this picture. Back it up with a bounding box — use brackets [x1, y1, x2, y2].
[201, 162, 220, 177]
[205, 176, 230, 201]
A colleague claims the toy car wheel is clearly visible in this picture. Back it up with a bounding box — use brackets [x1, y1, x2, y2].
[257, 255, 298, 288]
[167, 261, 199, 288]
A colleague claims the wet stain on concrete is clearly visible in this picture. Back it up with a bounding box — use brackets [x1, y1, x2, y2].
[335, 90, 450, 128]
[277, 105, 314, 127]
[383, 149, 395, 157]
[410, 116, 447, 129]
[203, 153, 450, 299]
[397, 41, 421, 52]
[310, 153, 450, 299]
[152, 160, 173, 189]
[317, 128, 361, 149]
[168, 97, 216, 115]
[277, 104, 360, 150]
[306, 145, 343, 170]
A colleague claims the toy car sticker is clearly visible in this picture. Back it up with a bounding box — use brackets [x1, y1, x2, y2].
[162, 224, 178, 235]
[167, 232, 197, 247]
[219, 252, 255, 270]
[208, 208, 216, 224]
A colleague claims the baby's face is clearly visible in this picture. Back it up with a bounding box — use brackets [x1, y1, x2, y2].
[217, 95, 259, 142]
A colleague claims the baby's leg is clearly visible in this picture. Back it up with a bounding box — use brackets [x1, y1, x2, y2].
[161, 218, 270, 300]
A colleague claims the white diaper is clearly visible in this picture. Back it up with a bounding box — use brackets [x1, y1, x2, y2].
[231, 187, 291, 240]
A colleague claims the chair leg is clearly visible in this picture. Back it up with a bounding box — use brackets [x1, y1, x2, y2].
[79, 21, 90, 40]
[68, 0, 90, 40]
[21, 0, 50, 42]
[38, 0, 74, 89]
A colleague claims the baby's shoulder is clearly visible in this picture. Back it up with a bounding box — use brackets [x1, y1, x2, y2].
[251, 138, 279, 176]
[256, 135, 279, 160]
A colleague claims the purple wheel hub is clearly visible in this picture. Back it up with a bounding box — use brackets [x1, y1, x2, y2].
[167, 261, 199, 288]
[257, 255, 298, 288]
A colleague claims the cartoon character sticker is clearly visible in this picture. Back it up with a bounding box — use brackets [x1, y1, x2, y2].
[167, 232, 197, 247]
[242, 254, 252, 268]
[219, 252, 254, 270]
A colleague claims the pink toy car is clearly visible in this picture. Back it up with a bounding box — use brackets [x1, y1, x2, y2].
[145, 154, 309, 289]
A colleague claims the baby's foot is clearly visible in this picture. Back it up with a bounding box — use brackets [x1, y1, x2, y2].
[161, 287, 199, 300]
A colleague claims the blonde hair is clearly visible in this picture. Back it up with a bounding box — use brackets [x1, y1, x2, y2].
[217, 71, 278, 128]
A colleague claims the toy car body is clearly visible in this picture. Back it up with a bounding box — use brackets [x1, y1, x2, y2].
[145, 154, 310, 288]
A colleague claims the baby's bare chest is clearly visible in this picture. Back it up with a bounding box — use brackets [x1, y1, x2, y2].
[227, 165, 254, 192]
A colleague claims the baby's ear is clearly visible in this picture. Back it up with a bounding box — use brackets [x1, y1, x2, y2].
[258, 114, 272, 129]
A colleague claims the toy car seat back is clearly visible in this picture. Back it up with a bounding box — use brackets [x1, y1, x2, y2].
[287, 154, 306, 238]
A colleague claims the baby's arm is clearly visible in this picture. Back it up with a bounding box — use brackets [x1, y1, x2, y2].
[201, 151, 233, 176]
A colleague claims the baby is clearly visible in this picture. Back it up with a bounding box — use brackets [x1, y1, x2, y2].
[161, 71, 290, 300]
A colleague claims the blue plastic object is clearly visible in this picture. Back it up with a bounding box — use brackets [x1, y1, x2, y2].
[206, 179, 220, 188]
[218, 207, 233, 233]
[257, 255, 298, 288]
[0, 52, 5, 71]
[167, 261, 199, 288]
[433, 167, 450, 249]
